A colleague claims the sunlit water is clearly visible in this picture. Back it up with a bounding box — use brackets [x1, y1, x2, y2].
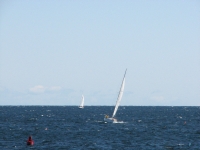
[0, 106, 199, 149]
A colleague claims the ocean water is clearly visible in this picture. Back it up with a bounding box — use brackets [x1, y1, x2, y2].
[0, 106, 199, 149]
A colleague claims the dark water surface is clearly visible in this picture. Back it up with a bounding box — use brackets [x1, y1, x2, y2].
[0, 106, 200, 149]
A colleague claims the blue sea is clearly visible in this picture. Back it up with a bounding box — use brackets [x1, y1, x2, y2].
[0, 106, 200, 149]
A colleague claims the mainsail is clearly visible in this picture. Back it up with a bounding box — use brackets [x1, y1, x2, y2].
[112, 69, 126, 118]
[79, 95, 84, 108]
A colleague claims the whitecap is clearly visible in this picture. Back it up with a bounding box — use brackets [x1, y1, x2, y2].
[95, 121, 103, 122]
[113, 121, 126, 124]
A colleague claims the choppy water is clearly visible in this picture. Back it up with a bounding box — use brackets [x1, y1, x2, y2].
[0, 106, 200, 149]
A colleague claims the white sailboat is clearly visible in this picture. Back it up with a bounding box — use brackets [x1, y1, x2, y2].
[79, 95, 84, 109]
[104, 69, 127, 123]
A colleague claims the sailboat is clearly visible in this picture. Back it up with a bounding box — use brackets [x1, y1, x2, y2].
[79, 95, 84, 109]
[104, 69, 127, 123]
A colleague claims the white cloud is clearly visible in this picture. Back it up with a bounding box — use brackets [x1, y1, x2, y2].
[29, 85, 46, 93]
[29, 85, 62, 94]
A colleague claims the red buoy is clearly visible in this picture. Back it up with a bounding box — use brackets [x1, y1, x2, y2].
[27, 136, 34, 145]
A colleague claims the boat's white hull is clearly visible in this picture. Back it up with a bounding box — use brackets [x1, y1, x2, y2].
[79, 106, 84, 109]
[104, 117, 117, 123]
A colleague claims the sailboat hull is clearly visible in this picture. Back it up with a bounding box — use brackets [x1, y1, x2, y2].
[104, 118, 117, 123]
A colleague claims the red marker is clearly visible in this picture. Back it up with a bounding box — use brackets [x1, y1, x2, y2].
[27, 136, 34, 145]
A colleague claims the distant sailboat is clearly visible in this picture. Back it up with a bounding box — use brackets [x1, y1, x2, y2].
[79, 95, 84, 109]
[104, 69, 127, 123]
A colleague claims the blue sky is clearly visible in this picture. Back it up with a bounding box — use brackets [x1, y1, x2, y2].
[0, 1, 199, 106]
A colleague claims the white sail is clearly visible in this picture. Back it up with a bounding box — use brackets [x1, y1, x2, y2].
[112, 70, 126, 118]
[79, 95, 84, 108]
